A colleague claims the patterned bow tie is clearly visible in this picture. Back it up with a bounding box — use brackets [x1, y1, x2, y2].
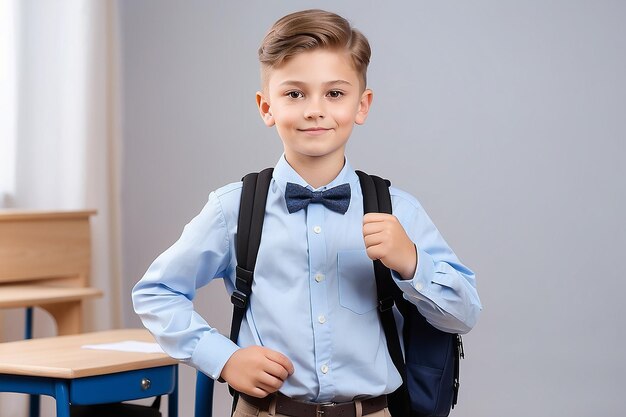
[285, 182, 351, 214]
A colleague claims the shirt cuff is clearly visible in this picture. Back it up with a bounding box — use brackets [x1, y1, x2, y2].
[188, 330, 240, 380]
[391, 243, 435, 299]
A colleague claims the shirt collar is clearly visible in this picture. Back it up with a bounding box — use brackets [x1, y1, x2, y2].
[272, 154, 359, 193]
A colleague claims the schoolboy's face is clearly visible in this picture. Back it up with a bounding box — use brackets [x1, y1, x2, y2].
[256, 49, 372, 166]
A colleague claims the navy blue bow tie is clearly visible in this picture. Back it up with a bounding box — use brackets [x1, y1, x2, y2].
[285, 182, 351, 214]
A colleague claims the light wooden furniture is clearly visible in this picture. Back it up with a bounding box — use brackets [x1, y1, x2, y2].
[0, 328, 179, 417]
[0, 210, 103, 336]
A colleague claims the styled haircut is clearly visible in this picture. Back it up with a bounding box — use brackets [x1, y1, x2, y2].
[258, 9, 371, 90]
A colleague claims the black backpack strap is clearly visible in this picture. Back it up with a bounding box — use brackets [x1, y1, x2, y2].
[228, 168, 273, 411]
[355, 171, 410, 416]
[230, 168, 274, 342]
[369, 175, 408, 303]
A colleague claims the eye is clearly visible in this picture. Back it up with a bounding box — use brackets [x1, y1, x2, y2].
[327, 90, 344, 99]
[286, 91, 303, 99]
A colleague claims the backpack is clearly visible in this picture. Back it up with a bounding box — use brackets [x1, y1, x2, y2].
[228, 168, 464, 417]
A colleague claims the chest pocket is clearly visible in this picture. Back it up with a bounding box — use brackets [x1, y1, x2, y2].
[337, 249, 378, 314]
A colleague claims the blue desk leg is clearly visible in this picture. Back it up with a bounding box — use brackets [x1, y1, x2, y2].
[28, 380, 40, 417]
[194, 371, 214, 417]
[168, 366, 179, 417]
[25, 307, 41, 417]
[25, 307, 33, 340]
[54, 380, 71, 417]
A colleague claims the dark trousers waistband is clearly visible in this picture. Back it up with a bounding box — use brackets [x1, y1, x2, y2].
[238, 392, 387, 417]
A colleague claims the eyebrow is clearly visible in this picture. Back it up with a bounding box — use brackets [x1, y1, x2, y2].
[278, 80, 353, 88]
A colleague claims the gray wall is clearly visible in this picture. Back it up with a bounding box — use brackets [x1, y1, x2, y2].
[118, 1, 626, 416]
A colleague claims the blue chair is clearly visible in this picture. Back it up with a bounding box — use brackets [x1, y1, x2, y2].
[194, 370, 214, 417]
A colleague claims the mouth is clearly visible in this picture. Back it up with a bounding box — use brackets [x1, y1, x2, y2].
[298, 127, 332, 135]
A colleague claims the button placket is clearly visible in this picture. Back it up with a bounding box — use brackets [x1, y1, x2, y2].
[306, 203, 333, 397]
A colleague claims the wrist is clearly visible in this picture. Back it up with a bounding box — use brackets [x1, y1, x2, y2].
[399, 244, 417, 279]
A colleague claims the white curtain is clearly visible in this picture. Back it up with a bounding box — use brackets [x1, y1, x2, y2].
[0, 0, 122, 414]
[0, 0, 17, 207]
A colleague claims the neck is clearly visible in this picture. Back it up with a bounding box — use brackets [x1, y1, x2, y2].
[284, 152, 346, 189]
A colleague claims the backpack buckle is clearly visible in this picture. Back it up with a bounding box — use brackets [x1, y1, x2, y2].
[378, 297, 394, 312]
[234, 266, 253, 297]
[230, 290, 248, 309]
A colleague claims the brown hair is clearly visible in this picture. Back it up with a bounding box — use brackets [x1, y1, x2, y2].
[259, 9, 371, 90]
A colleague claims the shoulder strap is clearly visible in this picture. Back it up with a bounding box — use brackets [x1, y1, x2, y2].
[355, 171, 411, 416]
[230, 168, 273, 342]
[227, 168, 273, 410]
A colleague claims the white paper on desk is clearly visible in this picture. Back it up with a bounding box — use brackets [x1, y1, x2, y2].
[82, 341, 165, 354]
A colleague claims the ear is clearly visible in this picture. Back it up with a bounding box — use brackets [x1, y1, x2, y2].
[256, 91, 275, 127]
[354, 89, 373, 125]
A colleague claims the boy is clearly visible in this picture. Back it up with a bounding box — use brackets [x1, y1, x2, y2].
[132, 9, 481, 417]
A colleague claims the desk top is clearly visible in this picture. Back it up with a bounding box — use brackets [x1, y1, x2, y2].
[0, 284, 103, 308]
[0, 210, 97, 222]
[0, 329, 178, 379]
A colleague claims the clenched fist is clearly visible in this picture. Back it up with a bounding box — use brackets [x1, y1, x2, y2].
[220, 346, 294, 398]
[363, 213, 417, 279]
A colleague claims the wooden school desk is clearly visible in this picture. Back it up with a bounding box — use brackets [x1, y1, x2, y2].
[0, 210, 103, 337]
[0, 328, 179, 417]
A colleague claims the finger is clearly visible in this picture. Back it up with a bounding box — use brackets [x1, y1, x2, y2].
[364, 233, 385, 249]
[362, 221, 386, 237]
[365, 243, 386, 260]
[256, 383, 280, 395]
[264, 349, 295, 375]
[363, 213, 393, 223]
[364, 225, 393, 245]
[257, 372, 285, 391]
[249, 386, 272, 398]
[264, 358, 290, 381]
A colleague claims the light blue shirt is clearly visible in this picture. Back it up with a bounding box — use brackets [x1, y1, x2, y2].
[132, 155, 481, 402]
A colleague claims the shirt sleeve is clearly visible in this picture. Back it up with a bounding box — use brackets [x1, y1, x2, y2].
[390, 189, 482, 334]
[131, 190, 239, 379]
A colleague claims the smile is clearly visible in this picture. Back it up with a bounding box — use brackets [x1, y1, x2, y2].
[298, 127, 332, 135]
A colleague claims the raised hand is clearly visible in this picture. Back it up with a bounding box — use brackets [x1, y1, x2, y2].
[363, 213, 417, 279]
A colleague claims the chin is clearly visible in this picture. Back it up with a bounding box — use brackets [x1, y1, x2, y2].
[301, 149, 344, 159]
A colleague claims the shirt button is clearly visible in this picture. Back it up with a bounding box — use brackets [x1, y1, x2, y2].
[313, 226, 322, 234]
[318, 315, 326, 324]
[315, 273, 325, 283]
[415, 282, 424, 291]
[321, 364, 329, 374]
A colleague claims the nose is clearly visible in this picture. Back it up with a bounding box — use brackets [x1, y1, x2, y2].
[303, 99, 324, 120]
